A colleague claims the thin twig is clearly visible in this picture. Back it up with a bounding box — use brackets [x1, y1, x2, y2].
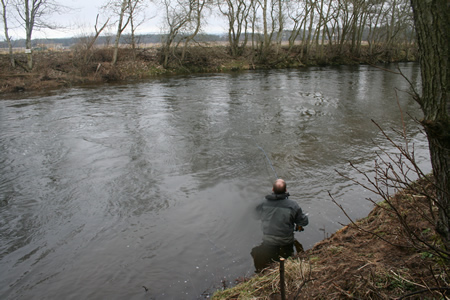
[329, 191, 404, 248]
[332, 282, 363, 300]
[396, 287, 450, 300]
[390, 270, 427, 289]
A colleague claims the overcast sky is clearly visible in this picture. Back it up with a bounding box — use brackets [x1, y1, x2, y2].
[3, 0, 226, 40]
[37, 0, 162, 39]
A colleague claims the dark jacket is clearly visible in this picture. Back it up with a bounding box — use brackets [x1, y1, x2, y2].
[256, 192, 308, 246]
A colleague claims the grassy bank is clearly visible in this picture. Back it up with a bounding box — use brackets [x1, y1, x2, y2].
[212, 177, 449, 299]
[0, 43, 417, 94]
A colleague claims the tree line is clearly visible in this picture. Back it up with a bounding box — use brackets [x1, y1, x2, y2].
[1, 0, 415, 69]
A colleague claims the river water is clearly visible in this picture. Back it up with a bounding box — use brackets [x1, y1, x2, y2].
[0, 63, 430, 299]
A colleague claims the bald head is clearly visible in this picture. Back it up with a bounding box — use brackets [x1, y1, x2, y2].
[273, 179, 287, 194]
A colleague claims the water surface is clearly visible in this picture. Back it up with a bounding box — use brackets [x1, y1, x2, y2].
[0, 63, 430, 299]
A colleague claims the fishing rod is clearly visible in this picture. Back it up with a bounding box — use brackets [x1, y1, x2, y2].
[254, 141, 279, 180]
[254, 140, 306, 252]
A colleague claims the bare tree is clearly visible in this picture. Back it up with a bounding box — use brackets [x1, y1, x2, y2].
[1, 0, 14, 67]
[159, 0, 207, 68]
[178, 0, 208, 62]
[248, 0, 259, 50]
[13, 0, 67, 70]
[89, 15, 110, 53]
[257, 0, 271, 58]
[255, 0, 286, 60]
[285, 0, 309, 52]
[159, 0, 192, 67]
[217, 0, 252, 57]
[273, 0, 285, 52]
[303, 0, 315, 58]
[79, 14, 110, 64]
[103, 0, 149, 65]
[365, 1, 386, 56]
[127, 0, 148, 59]
[314, 0, 328, 59]
[106, 0, 131, 65]
[385, 0, 413, 58]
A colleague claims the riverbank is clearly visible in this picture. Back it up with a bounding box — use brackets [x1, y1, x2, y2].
[0, 44, 416, 94]
[212, 177, 449, 299]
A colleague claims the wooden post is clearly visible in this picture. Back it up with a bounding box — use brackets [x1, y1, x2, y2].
[280, 258, 286, 300]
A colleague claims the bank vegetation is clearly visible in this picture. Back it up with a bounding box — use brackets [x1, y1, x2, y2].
[0, 40, 417, 94]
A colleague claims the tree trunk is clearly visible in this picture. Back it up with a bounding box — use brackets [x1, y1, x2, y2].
[250, 0, 257, 51]
[410, 0, 450, 243]
[25, 0, 33, 70]
[1, 0, 15, 67]
[112, 0, 129, 66]
[261, 0, 270, 58]
[180, 0, 206, 62]
[305, 4, 314, 57]
[129, 5, 137, 60]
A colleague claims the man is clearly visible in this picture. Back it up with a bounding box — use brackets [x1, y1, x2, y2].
[251, 179, 308, 272]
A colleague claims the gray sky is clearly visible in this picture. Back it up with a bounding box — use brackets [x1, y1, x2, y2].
[36, 0, 160, 39]
[5, 0, 225, 40]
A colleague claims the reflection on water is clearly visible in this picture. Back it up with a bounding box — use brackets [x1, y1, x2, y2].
[0, 63, 430, 299]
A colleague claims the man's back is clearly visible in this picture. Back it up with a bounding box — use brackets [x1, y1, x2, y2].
[256, 191, 308, 246]
[251, 179, 309, 272]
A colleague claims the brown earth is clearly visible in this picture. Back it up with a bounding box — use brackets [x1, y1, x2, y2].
[0, 49, 163, 94]
[213, 178, 449, 299]
[0, 47, 244, 94]
[296, 195, 444, 299]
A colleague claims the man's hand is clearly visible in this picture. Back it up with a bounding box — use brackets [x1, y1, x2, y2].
[296, 226, 304, 232]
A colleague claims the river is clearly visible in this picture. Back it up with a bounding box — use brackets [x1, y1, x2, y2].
[0, 63, 430, 299]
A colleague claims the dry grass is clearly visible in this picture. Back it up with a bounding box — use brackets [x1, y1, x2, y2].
[213, 258, 311, 299]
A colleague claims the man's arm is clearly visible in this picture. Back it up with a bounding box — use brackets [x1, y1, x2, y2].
[254, 203, 263, 220]
[295, 207, 308, 227]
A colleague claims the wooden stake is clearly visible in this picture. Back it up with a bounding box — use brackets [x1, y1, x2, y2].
[280, 258, 286, 300]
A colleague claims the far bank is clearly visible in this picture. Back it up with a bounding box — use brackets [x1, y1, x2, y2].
[0, 44, 417, 94]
